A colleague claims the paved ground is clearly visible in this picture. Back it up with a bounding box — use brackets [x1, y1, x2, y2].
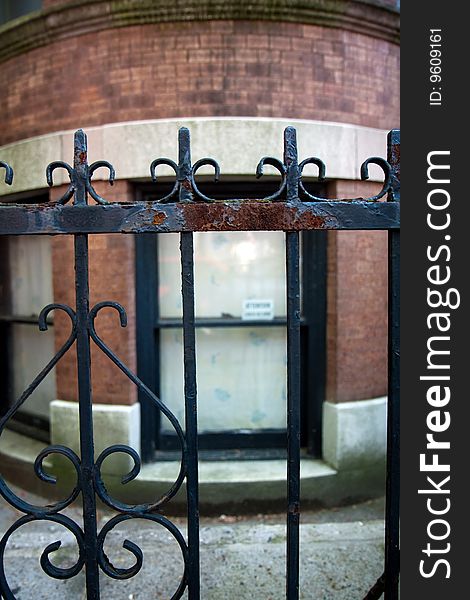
[0, 487, 385, 599]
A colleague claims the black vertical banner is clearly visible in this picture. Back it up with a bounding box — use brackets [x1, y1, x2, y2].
[401, 2, 468, 598]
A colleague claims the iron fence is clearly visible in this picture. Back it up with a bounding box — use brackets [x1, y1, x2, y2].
[0, 125, 400, 599]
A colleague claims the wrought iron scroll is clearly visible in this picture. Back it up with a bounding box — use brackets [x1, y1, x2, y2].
[46, 130, 115, 205]
[1, 127, 392, 207]
[0, 161, 13, 185]
[148, 125, 392, 204]
[0, 131, 190, 599]
[150, 127, 220, 203]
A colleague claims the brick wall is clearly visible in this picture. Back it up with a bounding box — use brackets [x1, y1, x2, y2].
[51, 181, 137, 405]
[1, 16, 398, 408]
[0, 20, 399, 146]
[326, 180, 388, 403]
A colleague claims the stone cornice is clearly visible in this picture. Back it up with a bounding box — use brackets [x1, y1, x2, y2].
[0, 118, 390, 196]
[0, 0, 399, 63]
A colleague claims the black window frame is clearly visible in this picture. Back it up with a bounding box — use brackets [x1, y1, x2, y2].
[134, 180, 327, 461]
[0, 189, 52, 443]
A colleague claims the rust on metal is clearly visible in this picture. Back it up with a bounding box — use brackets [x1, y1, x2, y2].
[390, 143, 400, 180]
[0, 199, 400, 236]
[288, 502, 300, 515]
[152, 211, 167, 226]
[179, 201, 331, 232]
[387, 129, 400, 203]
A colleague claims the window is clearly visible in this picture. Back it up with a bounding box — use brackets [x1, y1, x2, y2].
[135, 181, 327, 459]
[0, 233, 55, 442]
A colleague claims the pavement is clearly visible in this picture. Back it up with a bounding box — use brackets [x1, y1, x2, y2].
[0, 486, 385, 599]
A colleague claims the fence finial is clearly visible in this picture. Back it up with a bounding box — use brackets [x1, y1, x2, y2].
[46, 129, 115, 205]
[178, 127, 193, 202]
[387, 129, 400, 202]
[284, 126, 299, 203]
[0, 161, 13, 185]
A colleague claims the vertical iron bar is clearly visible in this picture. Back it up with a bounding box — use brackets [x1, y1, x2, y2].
[286, 230, 301, 600]
[284, 126, 299, 203]
[75, 234, 99, 599]
[178, 128, 193, 203]
[73, 129, 100, 599]
[181, 231, 200, 599]
[385, 129, 400, 598]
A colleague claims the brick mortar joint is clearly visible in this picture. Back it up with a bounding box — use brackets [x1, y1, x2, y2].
[0, 0, 399, 63]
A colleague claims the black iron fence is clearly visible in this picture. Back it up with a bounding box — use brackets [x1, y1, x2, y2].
[0, 126, 400, 599]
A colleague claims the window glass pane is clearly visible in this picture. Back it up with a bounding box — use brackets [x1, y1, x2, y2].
[8, 235, 53, 316]
[11, 323, 56, 419]
[160, 327, 287, 433]
[159, 231, 286, 318]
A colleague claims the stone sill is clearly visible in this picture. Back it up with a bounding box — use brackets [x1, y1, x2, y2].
[0, 429, 385, 514]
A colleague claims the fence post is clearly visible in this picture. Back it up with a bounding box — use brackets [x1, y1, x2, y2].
[385, 129, 400, 598]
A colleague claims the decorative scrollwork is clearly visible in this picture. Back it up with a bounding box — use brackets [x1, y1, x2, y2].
[147, 126, 392, 204]
[255, 156, 287, 201]
[87, 160, 116, 204]
[298, 154, 391, 202]
[0, 513, 85, 596]
[46, 130, 115, 205]
[0, 294, 189, 596]
[46, 160, 75, 204]
[359, 157, 392, 201]
[88, 301, 187, 511]
[0, 304, 81, 517]
[150, 127, 221, 203]
[97, 513, 188, 598]
[190, 157, 220, 202]
[298, 157, 326, 201]
[150, 158, 179, 203]
[0, 161, 13, 185]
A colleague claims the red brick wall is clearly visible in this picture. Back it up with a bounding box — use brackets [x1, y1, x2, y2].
[326, 180, 388, 403]
[0, 20, 399, 146]
[51, 181, 137, 405]
[1, 17, 398, 407]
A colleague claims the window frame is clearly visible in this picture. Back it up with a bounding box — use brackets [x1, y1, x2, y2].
[134, 181, 327, 461]
[0, 236, 52, 444]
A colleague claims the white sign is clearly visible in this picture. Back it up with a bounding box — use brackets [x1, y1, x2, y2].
[242, 299, 274, 320]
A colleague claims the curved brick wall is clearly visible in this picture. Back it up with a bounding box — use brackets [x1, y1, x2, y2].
[0, 20, 398, 146]
[0, 6, 399, 408]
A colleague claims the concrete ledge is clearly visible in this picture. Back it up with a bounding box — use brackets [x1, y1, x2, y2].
[0, 398, 387, 512]
[0, 118, 389, 196]
[50, 400, 140, 475]
[0, 429, 56, 498]
[323, 397, 387, 470]
[0, 428, 385, 514]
